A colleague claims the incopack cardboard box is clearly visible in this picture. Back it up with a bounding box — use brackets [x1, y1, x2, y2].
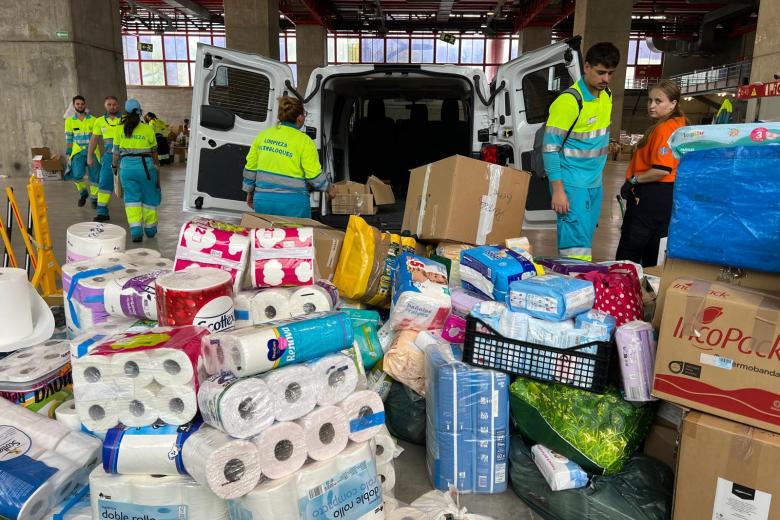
[674, 412, 780, 519]
[653, 278, 780, 434]
[652, 258, 780, 328]
[240, 213, 345, 281]
[402, 155, 531, 245]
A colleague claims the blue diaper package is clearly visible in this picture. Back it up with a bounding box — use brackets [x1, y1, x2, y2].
[575, 309, 617, 341]
[668, 145, 780, 273]
[507, 275, 595, 321]
[460, 246, 538, 301]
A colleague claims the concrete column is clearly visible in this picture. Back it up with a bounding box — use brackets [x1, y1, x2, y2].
[0, 0, 126, 176]
[225, 0, 280, 59]
[519, 26, 551, 53]
[746, 0, 780, 122]
[295, 25, 327, 94]
[573, 0, 633, 138]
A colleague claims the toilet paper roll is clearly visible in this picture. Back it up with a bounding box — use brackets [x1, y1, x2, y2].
[233, 290, 260, 328]
[150, 348, 195, 386]
[260, 364, 317, 421]
[372, 431, 396, 466]
[0, 398, 70, 452]
[295, 405, 349, 461]
[65, 222, 127, 264]
[74, 397, 123, 432]
[288, 285, 334, 316]
[250, 288, 292, 324]
[118, 384, 160, 427]
[307, 353, 359, 406]
[231, 474, 299, 520]
[181, 425, 262, 499]
[0, 268, 34, 345]
[155, 268, 235, 332]
[37, 450, 84, 505]
[103, 270, 163, 321]
[338, 390, 386, 442]
[54, 432, 102, 470]
[377, 463, 396, 495]
[156, 385, 198, 425]
[252, 421, 308, 480]
[198, 374, 275, 438]
[110, 351, 154, 388]
[55, 400, 82, 432]
[72, 355, 115, 386]
[13, 478, 52, 520]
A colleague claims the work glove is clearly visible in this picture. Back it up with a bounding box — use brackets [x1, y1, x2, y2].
[620, 180, 636, 202]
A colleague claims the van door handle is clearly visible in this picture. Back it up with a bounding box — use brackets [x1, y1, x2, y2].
[207, 139, 217, 147]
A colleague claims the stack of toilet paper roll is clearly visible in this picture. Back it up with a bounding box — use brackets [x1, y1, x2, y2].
[0, 397, 102, 520]
[174, 217, 251, 292]
[372, 427, 401, 498]
[232, 281, 340, 329]
[89, 466, 229, 520]
[72, 326, 208, 431]
[68, 318, 149, 359]
[65, 222, 126, 264]
[229, 441, 384, 520]
[202, 311, 354, 377]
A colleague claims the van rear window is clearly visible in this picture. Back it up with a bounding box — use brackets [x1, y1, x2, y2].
[522, 63, 574, 124]
[208, 66, 270, 122]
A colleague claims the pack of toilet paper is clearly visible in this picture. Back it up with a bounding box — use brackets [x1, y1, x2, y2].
[250, 227, 316, 288]
[174, 218, 252, 292]
[0, 340, 72, 417]
[233, 281, 339, 329]
[72, 326, 209, 431]
[389, 254, 451, 332]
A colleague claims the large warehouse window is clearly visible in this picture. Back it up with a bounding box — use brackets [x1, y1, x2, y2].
[625, 36, 663, 89]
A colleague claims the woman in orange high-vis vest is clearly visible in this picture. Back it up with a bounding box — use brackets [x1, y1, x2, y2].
[616, 80, 689, 267]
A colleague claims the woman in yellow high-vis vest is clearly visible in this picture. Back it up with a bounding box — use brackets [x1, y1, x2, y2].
[242, 97, 332, 218]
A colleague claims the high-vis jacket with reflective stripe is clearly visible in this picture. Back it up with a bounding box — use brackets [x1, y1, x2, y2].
[149, 118, 169, 136]
[543, 78, 612, 188]
[242, 122, 328, 195]
[113, 122, 158, 157]
[92, 114, 122, 152]
[65, 114, 96, 158]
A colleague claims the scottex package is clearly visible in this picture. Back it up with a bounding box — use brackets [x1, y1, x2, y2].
[509, 378, 654, 475]
[389, 254, 452, 331]
[460, 246, 538, 301]
[0, 340, 72, 416]
[507, 275, 595, 321]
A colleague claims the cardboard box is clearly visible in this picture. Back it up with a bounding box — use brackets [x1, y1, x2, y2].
[240, 213, 345, 281]
[330, 177, 395, 215]
[31, 147, 63, 181]
[674, 412, 780, 519]
[653, 278, 780, 434]
[643, 422, 679, 471]
[402, 155, 531, 245]
[652, 258, 780, 328]
[366, 176, 395, 205]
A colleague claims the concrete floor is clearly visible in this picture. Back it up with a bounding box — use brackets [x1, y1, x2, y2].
[0, 160, 630, 519]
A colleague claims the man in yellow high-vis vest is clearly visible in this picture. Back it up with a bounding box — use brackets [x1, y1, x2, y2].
[64, 95, 100, 207]
[88, 96, 122, 222]
[543, 42, 621, 261]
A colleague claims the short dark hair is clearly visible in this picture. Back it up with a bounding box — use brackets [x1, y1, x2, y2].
[585, 42, 620, 69]
[72, 95, 85, 103]
[104, 95, 118, 101]
[146, 112, 157, 119]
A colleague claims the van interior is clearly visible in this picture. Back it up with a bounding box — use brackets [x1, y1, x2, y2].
[318, 72, 475, 199]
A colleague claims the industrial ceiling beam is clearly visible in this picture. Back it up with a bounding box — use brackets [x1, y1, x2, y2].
[513, 0, 550, 33]
[297, 0, 338, 29]
[160, 0, 224, 23]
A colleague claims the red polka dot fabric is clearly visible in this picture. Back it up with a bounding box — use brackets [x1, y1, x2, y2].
[577, 263, 644, 327]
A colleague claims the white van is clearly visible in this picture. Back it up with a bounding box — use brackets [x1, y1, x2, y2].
[184, 37, 584, 230]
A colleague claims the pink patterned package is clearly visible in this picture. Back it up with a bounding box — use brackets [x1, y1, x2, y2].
[440, 314, 467, 344]
[251, 227, 316, 288]
[174, 218, 251, 291]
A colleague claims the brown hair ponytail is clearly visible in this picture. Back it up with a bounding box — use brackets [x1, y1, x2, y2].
[277, 96, 304, 124]
[637, 79, 689, 148]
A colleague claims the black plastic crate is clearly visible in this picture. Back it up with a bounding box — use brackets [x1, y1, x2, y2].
[463, 315, 612, 394]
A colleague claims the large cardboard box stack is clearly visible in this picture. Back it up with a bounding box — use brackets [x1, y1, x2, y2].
[240, 212, 345, 281]
[31, 147, 64, 181]
[674, 412, 780, 519]
[330, 176, 395, 215]
[402, 155, 531, 245]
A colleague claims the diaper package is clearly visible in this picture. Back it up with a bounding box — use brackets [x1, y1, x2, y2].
[575, 309, 617, 341]
[389, 254, 451, 331]
[507, 275, 595, 321]
[460, 246, 538, 301]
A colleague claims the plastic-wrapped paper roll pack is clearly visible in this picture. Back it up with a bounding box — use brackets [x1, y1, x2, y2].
[65, 222, 126, 264]
[250, 288, 293, 324]
[260, 364, 318, 421]
[250, 227, 315, 288]
[174, 217, 251, 292]
[252, 421, 308, 479]
[198, 373, 275, 439]
[0, 339, 72, 416]
[203, 311, 354, 377]
[104, 270, 169, 321]
[295, 405, 350, 461]
[54, 400, 81, 431]
[338, 390, 386, 443]
[306, 353, 359, 406]
[89, 467, 229, 520]
[156, 267, 236, 332]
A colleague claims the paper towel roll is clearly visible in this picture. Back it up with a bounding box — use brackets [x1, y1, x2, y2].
[118, 384, 160, 427]
[252, 421, 308, 480]
[198, 374, 275, 439]
[295, 405, 349, 461]
[156, 385, 198, 425]
[14, 478, 52, 520]
[231, 474, 299, 519]
[75, 397, 122, 432]
[377, 463, 395, 495]
[233, 290, 260, 329]
[338, 390, 385, 442]
[372, 431, 396, 466]
[250, 288, 292, 324]
[54, 400, 82, 432]
[260, 364, 317, 421]
[288, 285, 333, 316]
[110, 351, 154, 388]
[0, 268, 33, 344]
[150, 348, 195, 386]
[66, 222, 127, 264]
[37, 450, 84, 505]
[308, 353, 359, 406]
[103, 270, 163, 321]
[182, 425, 262, 499]
[54, 431, 102, 470]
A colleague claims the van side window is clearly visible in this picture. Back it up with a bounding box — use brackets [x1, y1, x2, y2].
[522, 63, 574, 124]
[208, 65, 270, 122]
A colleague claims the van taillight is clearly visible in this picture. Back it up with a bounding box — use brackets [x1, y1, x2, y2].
[481, 145, 499, 164]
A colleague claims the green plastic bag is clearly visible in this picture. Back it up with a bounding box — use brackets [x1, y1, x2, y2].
[509, 378, 654, 475]
[510, 435, 673, 520]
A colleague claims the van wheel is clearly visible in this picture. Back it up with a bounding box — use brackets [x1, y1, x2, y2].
[194, 197, 203, 210]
